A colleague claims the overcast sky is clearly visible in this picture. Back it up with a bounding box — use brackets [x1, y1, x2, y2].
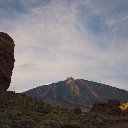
[0, 0, 128, 92]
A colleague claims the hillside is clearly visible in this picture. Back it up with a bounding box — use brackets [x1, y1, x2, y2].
[23, 77, 128, 108]
[0, 91, 128, 128]
[0, 91, 52, 127]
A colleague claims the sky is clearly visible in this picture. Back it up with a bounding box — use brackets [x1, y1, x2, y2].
[0, 0, 128, 92]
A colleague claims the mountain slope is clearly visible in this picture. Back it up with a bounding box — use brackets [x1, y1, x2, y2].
[23, 77, 128, 108]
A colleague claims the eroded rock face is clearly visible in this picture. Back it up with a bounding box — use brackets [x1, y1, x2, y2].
[0, 32, 15, 91]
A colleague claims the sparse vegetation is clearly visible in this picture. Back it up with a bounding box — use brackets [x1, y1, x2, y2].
[0, 91, 128, 128]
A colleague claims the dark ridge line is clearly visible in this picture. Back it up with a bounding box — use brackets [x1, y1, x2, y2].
[22, 78, 128, 93]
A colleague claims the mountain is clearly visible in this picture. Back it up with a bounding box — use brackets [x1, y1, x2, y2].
[23, 77, 128, 108]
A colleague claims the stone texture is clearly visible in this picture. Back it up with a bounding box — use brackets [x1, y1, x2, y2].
[0, 32, 15, 91]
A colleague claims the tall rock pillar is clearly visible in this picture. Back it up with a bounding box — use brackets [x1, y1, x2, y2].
[0, 32, 15, 91]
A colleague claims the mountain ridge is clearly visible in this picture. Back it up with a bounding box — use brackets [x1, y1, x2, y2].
[23, 77, 128, 108]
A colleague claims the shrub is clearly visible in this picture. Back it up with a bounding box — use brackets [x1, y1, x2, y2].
[35, 104, 51, 114]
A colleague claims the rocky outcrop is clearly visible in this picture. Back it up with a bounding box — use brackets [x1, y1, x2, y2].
[0, 32, 15, 91]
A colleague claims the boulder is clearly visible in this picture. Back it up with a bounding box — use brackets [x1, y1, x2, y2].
[0, 32, 15, 91]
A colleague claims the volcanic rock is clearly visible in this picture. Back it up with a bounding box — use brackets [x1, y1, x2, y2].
[0, 32, 15, 91]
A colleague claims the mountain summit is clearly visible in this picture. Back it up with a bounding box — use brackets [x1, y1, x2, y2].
[23, 78, 128, 108]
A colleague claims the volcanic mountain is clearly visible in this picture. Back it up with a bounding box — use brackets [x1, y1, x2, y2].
[23, 77, 128, 108]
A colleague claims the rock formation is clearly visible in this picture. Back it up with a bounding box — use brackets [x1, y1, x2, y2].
[0, 32, 15, 91]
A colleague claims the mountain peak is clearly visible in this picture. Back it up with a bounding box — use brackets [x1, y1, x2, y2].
[65, 77, 74, 81]
[23, 78, 128, 108]
[65, 77, 75, 84]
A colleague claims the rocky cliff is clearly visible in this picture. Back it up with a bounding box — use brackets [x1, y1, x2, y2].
[0, 32, 15, 91]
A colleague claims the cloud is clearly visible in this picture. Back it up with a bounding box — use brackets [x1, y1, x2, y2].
[0, 0, 128, 92]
